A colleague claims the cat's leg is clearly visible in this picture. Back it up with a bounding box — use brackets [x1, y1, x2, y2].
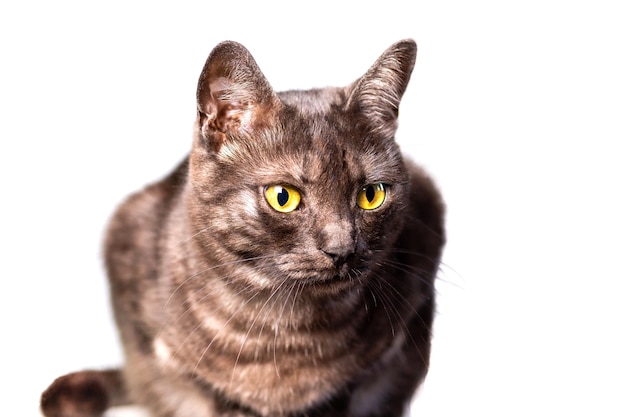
[117, 347, 215, 417]
[136, 377, 216, 417]
[122, 346, 267, 417]
[125, 366, 261, 417]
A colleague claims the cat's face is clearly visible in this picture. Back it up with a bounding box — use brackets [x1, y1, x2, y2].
[187, 41, 416, 294]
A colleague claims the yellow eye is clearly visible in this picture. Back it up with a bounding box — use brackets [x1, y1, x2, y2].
[265, 185, 301, 213]
[357, 183, 387, 210]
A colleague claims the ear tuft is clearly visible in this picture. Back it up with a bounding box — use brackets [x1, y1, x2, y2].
[347, 39, 417, 137]
[196, 41, 278, 150]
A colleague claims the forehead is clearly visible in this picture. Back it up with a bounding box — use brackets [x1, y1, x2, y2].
[257, 119, 399, 190]
[241, 122, 350, 186]
[218, 89, 403, 187]
[278, 87, 347, 116]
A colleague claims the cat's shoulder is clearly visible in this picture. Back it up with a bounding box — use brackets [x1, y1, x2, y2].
[105, 158, 189, 251]
[403, 156, 446, 242]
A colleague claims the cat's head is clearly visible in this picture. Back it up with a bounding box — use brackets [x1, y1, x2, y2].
[187, 40, 417, 294]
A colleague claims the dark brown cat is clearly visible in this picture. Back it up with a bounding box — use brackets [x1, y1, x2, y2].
[41, 39, 445, 417]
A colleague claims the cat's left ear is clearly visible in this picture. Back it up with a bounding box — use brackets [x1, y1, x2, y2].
[196, 41, 279, 150]
[347, 39, 417, 137]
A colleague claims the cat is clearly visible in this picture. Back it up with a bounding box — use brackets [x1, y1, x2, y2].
[40, 39, 445, 417]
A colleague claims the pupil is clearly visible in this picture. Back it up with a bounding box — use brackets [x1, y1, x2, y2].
[366, 186, 375, 202]
[277, 188, 289, 206]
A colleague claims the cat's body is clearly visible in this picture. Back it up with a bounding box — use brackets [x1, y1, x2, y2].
[41, 40, 445, 417]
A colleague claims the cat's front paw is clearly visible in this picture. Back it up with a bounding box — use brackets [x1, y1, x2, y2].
[40, 371, 109, 417]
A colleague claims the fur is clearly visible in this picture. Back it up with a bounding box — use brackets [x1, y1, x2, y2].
[41, 39, 445, 417]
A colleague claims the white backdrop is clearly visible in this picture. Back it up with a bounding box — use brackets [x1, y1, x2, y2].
[1, 1, 625, 416]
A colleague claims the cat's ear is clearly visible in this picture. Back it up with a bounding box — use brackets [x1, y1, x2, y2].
[347, 39, 417, 137]
[196, 41, 279, 150]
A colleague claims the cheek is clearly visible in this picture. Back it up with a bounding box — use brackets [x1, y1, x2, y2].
[239, 188, 261, 218]
[257, 211, 305, 250]
[190, 188, 260, 253]
[227, 188, 306, 252]
[358, 210, 398, 249]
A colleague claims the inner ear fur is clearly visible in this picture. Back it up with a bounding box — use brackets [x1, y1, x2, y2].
[196, 41, 279, 149]
[347, 39, 417, 137]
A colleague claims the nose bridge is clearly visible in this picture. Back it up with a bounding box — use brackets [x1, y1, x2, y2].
[308, 142, 358, 262]
[322, 214, 353, 243]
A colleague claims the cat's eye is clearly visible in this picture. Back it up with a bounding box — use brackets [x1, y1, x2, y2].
[265, 185, 301, 213]
[357, 183, 387, 210]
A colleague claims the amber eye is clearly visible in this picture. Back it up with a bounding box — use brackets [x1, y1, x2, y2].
[357, 183, 387, 210]
[265, 185, 301, 213]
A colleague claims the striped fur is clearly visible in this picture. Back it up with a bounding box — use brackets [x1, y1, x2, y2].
[41, 40, 445, 417]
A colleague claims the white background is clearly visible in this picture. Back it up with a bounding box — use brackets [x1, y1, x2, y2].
[1, 1, 625, 416]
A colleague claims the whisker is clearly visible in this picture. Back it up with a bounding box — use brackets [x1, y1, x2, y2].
[367, 280, 427, 365]
[370, 275, 397, 338]
[386, 248, 464, 289]
[288, 281, 304, 331]
[175, 225, 212, 246]
[164, 254, 279, 307]
[167, 259, 283, 364]
[192, 289, 262, 375]
[229, 275, 292, 389]
[273, 280, 300, 377]
[402, 212, 445, 241]
[369, 269, 434, 367]
[164, 280, 257, 361]
[157, 268, 260, 345]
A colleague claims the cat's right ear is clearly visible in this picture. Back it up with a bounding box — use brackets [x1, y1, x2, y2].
[196, 41, 279, 151]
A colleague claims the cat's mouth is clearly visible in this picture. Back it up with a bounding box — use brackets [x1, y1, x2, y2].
[271, 252, 367, 292]
[305, 267, 363, 293]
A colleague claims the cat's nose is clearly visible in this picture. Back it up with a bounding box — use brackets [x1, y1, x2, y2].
[321, 245, 356, 267]
[319, 219, 356, 267]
